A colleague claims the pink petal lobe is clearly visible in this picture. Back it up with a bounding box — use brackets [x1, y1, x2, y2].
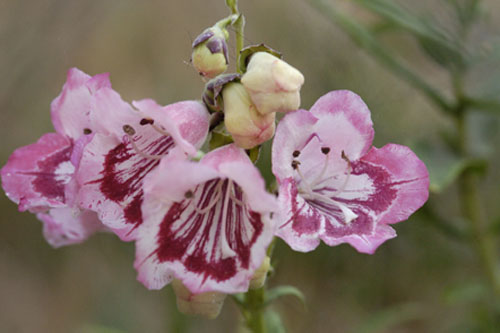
[77, 130, 176, 241]
[360, 144, 430, 225]
[1, 133, 74, 211]
[37, 207, 104, 248]
[135, 147, 275, 293]
[133, 99, 209, 156]
[272, 109, 318, 181]
[51, 68, 110, 140]
[309, 90, 374, 160]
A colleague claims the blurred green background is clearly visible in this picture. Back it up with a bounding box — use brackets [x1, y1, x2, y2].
[1, 0, 500, 332]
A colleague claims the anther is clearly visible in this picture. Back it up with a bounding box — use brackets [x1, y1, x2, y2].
[291, 160, 301, 170]
[321, 147, 330, 155]
[184, 190, 194, 199]
[123, 124, 136, 136]
[140, 118, 154, 126]
[83, 128, 92, 135]
[292, 150, 300, 158]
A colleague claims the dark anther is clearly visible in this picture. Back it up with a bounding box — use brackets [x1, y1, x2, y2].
[140, 118, 154, 126]
[291, 160, 301, 170]
[123, 124, 136, 135]
[341, 150, 351, 164]
[184, 190, 194, 199]
[83, 128, 92, 135]
[321, 147, 331, 155]
[292, 150, 300, 158]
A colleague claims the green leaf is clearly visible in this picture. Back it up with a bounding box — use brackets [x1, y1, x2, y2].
[354, 303, 424, 333]
[310, 0, 453, 113]
[411, 141, 486, 193]
[264, 310, 286, 333]
[265, 285, 306, 307]
[354, 0, 465, 69]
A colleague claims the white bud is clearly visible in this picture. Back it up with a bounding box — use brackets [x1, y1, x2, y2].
[241, 52, 304, 115]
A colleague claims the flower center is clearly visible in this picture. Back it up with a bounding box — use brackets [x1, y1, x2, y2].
[292, 147, 358, 225]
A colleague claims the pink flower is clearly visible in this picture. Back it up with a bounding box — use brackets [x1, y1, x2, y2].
[134, 144, 277, 294]
[76, 88, 210, 241]
[272, 90, 429, 254]
[1, 68, 108, 247]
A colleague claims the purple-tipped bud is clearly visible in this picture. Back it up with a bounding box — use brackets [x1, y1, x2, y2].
[202, 73, 241, 113]
[192, 27, 229, 79]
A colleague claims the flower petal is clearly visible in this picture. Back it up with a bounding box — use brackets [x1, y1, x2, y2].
[309, 90, 374, 160]
[272, 109, 318, 181]
[51, 68, 111, 140]
[1, 133, 74, 212]
[77, 130, 176, 241]
[135, 147, 274, 293]
[37, 207, 104, 248]
[133, 99, 209, 156]
[359, 144, 430, 224]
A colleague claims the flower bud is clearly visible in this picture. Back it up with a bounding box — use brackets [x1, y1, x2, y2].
[172, 279, 227, 319]
[222, 82, 275, 149]
[249, 256, 271, 290]
[241, 52, 304, 115]
[191, 27, 229, 79]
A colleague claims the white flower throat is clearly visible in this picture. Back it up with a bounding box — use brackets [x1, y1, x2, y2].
[292, 147, 358, 225]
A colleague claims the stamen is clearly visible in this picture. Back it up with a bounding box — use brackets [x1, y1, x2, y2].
[292, 150, 301, 158]
[310, 146, 331, 187]
[124, 134, 163, 161]
[83, 128, 92, 135]
[219, 180, 237, 258]
[151, 124, 170, 137]
[193, 180, 223, 214]
[229, 187, 245, 207]
[184, 190, 194, 199]
[293, 154, 358, 225]
[140, 118, 154, 125]
[291, 160, 300, 170]
[123, 124, 136, 136]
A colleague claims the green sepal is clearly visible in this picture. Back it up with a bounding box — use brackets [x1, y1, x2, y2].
[237, 44, 282, 74]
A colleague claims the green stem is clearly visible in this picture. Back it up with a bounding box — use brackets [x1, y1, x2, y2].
[244, 287, 267, 333]
[456, 111, 500, 296]
[225, 0, 245, 73]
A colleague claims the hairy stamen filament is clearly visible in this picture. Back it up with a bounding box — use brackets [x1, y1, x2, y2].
[193, 180, 224, 214]
[295, 160, 358, 224]
[220, 180, 237, 258]
[151, 124, 170, 137]
[125, 134, 163, 160]
[310, 151, 331, 188]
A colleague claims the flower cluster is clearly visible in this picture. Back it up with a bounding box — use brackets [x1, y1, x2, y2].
[1, 14, 429, 320]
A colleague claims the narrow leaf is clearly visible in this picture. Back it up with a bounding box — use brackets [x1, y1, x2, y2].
[265, 285, 306, 307]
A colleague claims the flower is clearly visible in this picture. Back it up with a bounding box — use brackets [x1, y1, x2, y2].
[272, 90, 429, 254]
[76, 89, 210, 241]
[223, 82, 276, 149]
[134, 144, 277, 294]
[191, 26, 229, 78]
[1, 68, 107, 247]
[241, 52, 304, 115]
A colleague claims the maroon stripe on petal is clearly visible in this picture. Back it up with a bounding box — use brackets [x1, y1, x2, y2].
[92, 135, 174, 227]
[155, 179, 263, 283]
[25, 145, 74, 202]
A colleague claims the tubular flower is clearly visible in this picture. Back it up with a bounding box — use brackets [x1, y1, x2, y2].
[272, 90, 429, 254]
[76, 89, 209, 241]
[1, 68, 107, 247]
[223, 82, 276, 149]
[134, 144, 277, 294]
[241, 52, 304, 115]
